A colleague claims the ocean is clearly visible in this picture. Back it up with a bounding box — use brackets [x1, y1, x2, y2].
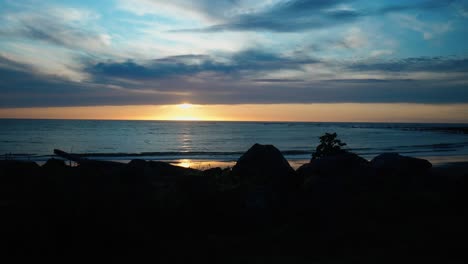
[1, 119, 468, 168]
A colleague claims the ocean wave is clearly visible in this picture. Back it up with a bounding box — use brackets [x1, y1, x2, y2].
[3, 142, 466, 160]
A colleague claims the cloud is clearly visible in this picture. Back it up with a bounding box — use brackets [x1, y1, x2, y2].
[173, 0, 362, 32]
[394, 14, 453, 40]
[117, 0, 256, 23]
[0, 6, 111, 53]
[347, 57, 468, 72]
[171, 0, 456, 33]
[0, 55, 187, 107]
[3, 50, 467, 108]
[0, 0, 467, 110]
[337, 27, 368, 49]
[456, 3, 468, 17]
[86, 49, 318, 82]
[252, 78, 305, 83]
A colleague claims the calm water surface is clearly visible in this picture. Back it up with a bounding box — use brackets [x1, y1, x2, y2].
[1, 119, 468, 167]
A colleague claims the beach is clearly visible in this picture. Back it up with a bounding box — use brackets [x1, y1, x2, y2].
[1, 140, 468, 261]
[1, 120, 468, 260]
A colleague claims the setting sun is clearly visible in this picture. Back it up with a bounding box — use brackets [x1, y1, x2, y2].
[178, 103, 193, 109]
[171, 103, 201, 120]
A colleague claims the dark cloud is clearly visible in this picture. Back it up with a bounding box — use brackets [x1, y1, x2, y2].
[0, 56, 184, 107]
[323, 78, 415, 83]
[185, 79, 468, 105]
[1, 54, 468, 108]
[348, 57, 468, 72]
[174, 0, 361, 33]
[87, 50, 318, 82]
[176, 0, 455, 33]
[252, 78, 305, 83]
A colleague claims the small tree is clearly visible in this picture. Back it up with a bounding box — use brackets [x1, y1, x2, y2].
[312, 132, 347, 160]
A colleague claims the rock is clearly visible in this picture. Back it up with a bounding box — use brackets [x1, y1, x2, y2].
[232, 143, 300, 188]
[42, 158, 67, 170]
[0, 160, 40, 177]
[126, 159, 200, 178]
[203, 167, 223, 178]
[370, 153, 432, 175]
[0, 160, 41, 199]
[297, 152, 369, 178]
[41, 158, 74, 190]
[123, 160, 205, 211]
[231, 144, 301, 214]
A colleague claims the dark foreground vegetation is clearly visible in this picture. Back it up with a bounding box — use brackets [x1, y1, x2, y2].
[1, 141, 467, 262]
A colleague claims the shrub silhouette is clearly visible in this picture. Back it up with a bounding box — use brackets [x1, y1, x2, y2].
[311, 132, 347, 160]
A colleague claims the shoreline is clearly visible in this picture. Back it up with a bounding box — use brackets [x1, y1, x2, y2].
[2, 143, 467, 260]
[8, 154, 468, 171]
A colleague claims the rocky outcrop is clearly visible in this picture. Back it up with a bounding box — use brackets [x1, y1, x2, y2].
[232, 143, 300, 188]
[126, 159, 200, 178]
[371, 153, 432, 175]
[298, 152, 369, 177]
[0, 160, 40, 177]
[231, 144, 301, 215]
[0, 160, 41, 197]
[1, 146, 465, 260]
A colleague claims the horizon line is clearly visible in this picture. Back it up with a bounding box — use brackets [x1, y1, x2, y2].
[1, 117, 468, 125]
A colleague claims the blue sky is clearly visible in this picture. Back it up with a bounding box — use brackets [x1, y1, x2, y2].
[0, 0, 467, 108]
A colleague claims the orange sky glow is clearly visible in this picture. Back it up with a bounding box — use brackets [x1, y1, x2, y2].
[1, 103, 468, 123]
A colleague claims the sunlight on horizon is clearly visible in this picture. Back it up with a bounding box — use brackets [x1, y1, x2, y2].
[1, 103, 468, 123]
[171, 116, 202, 121]
[171, 103, 201, 120]
[178, 103, 193, 110]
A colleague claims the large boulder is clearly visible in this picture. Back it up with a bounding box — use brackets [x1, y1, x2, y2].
[0, 160, 41, 189]
[231, 144, 301, 215]
[0, 160, 41, 202]
[42, 158, 69, 174]
[124, 160, 211, 211]
[297, 152, 369, 179]
[126, 159, 200, 178]
[203, 167, 223, 178]
[232, 144, 299, 188]
[0, 160, 40, 177]
[370, 153, 432, 175]
[41, 158, 75, 193]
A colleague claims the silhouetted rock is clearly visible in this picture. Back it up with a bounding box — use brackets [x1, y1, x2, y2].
[231, 144, 301, 220]
[203, 167, 223, 178]
[371, 153, 432, 175]
[0, 160, 41, 197]
[126, 159, 199, 178]
[0, 160, 40, 177]
[298, 152, 369, 182]
[77, 159, 126, 170]
[232, 143, 300, 188]
[2, 145, 467, 260]
[42, 158, 67, 170]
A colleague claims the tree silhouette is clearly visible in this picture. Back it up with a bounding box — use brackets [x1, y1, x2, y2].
[312, 132, 347, 160]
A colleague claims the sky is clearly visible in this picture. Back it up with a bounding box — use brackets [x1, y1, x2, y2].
[0, 0, 468, 122]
